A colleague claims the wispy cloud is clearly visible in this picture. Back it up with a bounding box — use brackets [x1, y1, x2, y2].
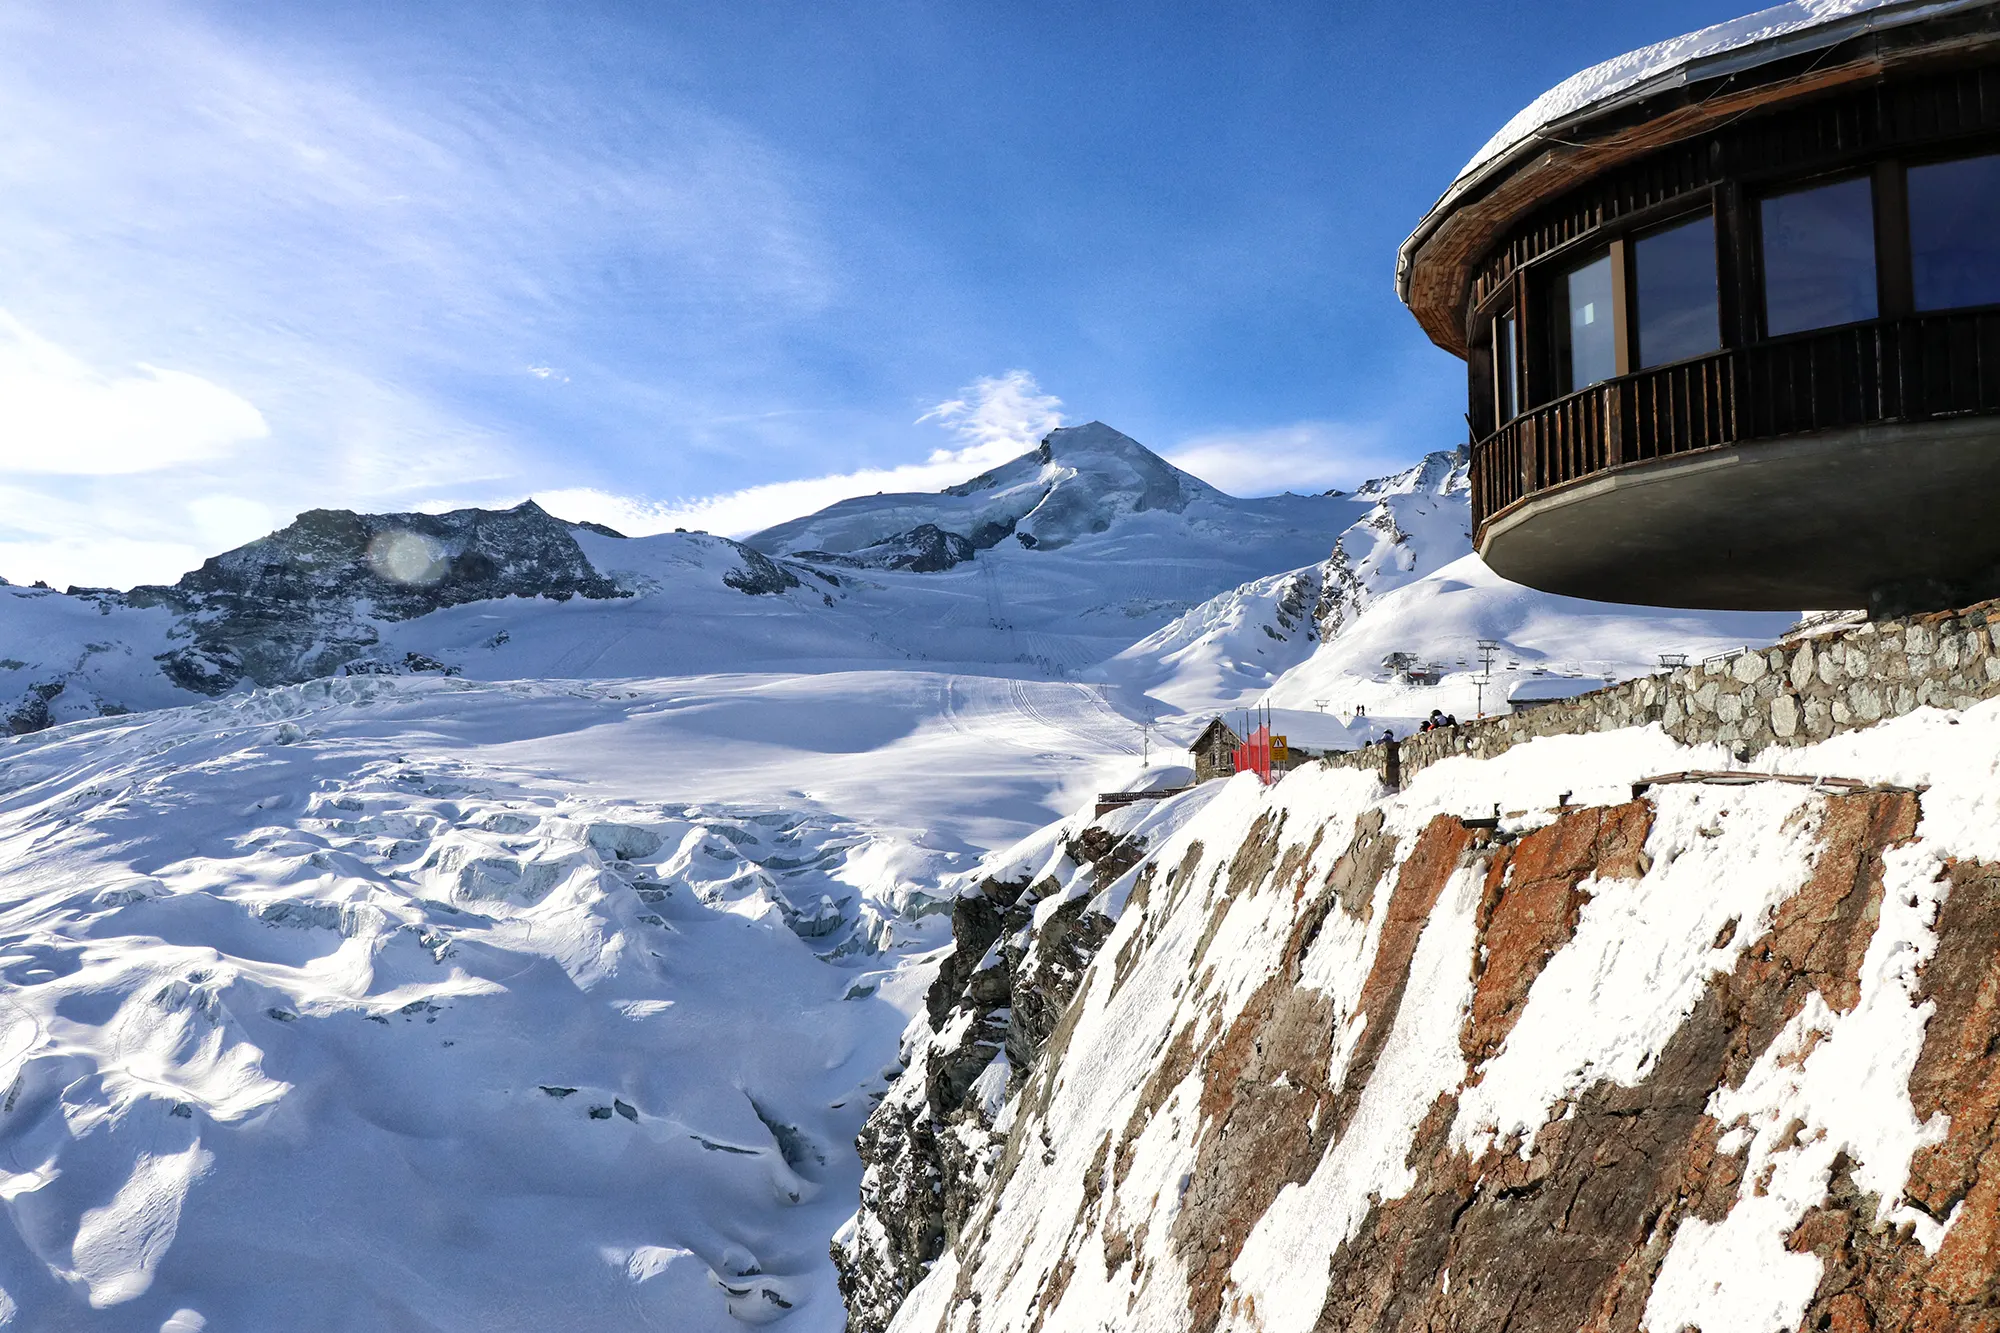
[0, 314, 268, 475]
[0, 479, 208, 590]
[536, 370, 1065, 537]
[1163, 420, 1418, 496]
[914, 369, 1065, 465]
[0, 1, 850, 585]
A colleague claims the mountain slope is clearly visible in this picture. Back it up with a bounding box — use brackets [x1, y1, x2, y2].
[1092, 448, 1473, 714]
[1099, 447, 1797, 738]
[1, 425, 1362, 730]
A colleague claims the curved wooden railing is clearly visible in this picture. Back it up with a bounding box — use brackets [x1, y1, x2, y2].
[1472, 306, 2000, 535]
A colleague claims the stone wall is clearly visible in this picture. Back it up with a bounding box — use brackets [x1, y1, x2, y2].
[1328, 598, 2000, 787]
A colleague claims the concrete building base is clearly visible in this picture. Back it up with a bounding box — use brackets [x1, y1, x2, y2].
[1478, 416, 2000, 613]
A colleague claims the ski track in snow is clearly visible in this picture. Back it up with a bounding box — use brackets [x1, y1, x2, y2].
[1003, 679, 1141, 758]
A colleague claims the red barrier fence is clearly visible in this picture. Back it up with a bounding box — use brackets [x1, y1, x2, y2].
[1233, 724, 1273, 785]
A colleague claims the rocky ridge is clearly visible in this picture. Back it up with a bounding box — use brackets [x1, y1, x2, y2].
[1312, 446, 1468, 640]
[124, 500, 631, 695]
[1, 501, 825, 731]
[1094, 445, 1505, 717]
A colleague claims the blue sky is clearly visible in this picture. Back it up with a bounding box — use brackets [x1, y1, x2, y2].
[0, 0, 1755, 588]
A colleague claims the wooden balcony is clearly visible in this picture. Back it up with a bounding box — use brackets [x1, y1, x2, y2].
[1473, 305, 2000, 537]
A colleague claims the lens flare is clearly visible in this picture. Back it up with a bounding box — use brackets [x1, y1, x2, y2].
[366, 529, 445, 585]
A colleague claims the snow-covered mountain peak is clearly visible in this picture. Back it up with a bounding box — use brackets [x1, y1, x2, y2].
[1351, 446, 1470, 500]
[1009, 422, 1218, 549]
[941, 421, 1208, 502]
[752, 421, 1218, 558]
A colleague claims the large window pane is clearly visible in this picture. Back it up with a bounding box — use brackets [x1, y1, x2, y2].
[1495, 311, 1517, 423]
[1761, 177, 1877, 336]
[1910, 152, 2000, 311]
[1560, 252, 1617, 392]
[1634, 214, 1719, 368]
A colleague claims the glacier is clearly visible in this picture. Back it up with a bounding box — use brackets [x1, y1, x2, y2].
[0, 423, 1807, 1328]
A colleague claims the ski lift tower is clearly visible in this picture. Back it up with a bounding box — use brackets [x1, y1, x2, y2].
[1475, 639, 1502, 718]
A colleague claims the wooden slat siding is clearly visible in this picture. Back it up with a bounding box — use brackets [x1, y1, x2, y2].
[1470, 306, 2000, 542]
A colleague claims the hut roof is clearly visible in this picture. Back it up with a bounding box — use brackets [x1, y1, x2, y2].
[1192, 717, 1243, 749]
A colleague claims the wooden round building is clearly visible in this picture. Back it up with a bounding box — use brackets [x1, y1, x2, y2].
[1403, 0, 2000, 615]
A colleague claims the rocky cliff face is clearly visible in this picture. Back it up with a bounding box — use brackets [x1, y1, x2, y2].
[837, 818, 1146, 1331]
[124, 500, 629, 694]
[846, 700, 2000, 1333]
[1311, 447, 1467, 640]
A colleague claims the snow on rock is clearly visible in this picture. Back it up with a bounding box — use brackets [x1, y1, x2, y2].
[1095, 566, 1328, 716]
[866, 697, 2000, 1333]
[836, 785, 1225, 1332]
[1100, 447, 1794, 741]
[750, 422, 1218, 558]
[1096, 448, 1471, 715]
[0, 583, 193, 732]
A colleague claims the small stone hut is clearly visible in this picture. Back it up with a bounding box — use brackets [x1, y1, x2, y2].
[1189, 717, 1243, 783]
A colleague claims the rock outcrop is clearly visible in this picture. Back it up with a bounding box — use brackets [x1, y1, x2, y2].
[123, 500, 627, 693]
[794, 524, 979, 574]
[836, 818, 1145, 1332]
[854, 701, 2000, 1333]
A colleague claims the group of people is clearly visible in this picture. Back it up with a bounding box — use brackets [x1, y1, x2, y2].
[1372, 709, 1460, 747]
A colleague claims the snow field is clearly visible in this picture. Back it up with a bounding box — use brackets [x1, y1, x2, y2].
[0, 664, 1162, 1330]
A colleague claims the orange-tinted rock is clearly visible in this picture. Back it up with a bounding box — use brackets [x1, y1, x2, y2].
[1907, 860, 2000, 1224]
[1464, 801, 1653, 1065]
[1768, 790, 1918, 1014]
[1784, 850, 2000, 1330]
[1907, 859, 2000, 1311]
[1172, 814, 1484, 1333]
[1310, 792, 1926, 1333]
